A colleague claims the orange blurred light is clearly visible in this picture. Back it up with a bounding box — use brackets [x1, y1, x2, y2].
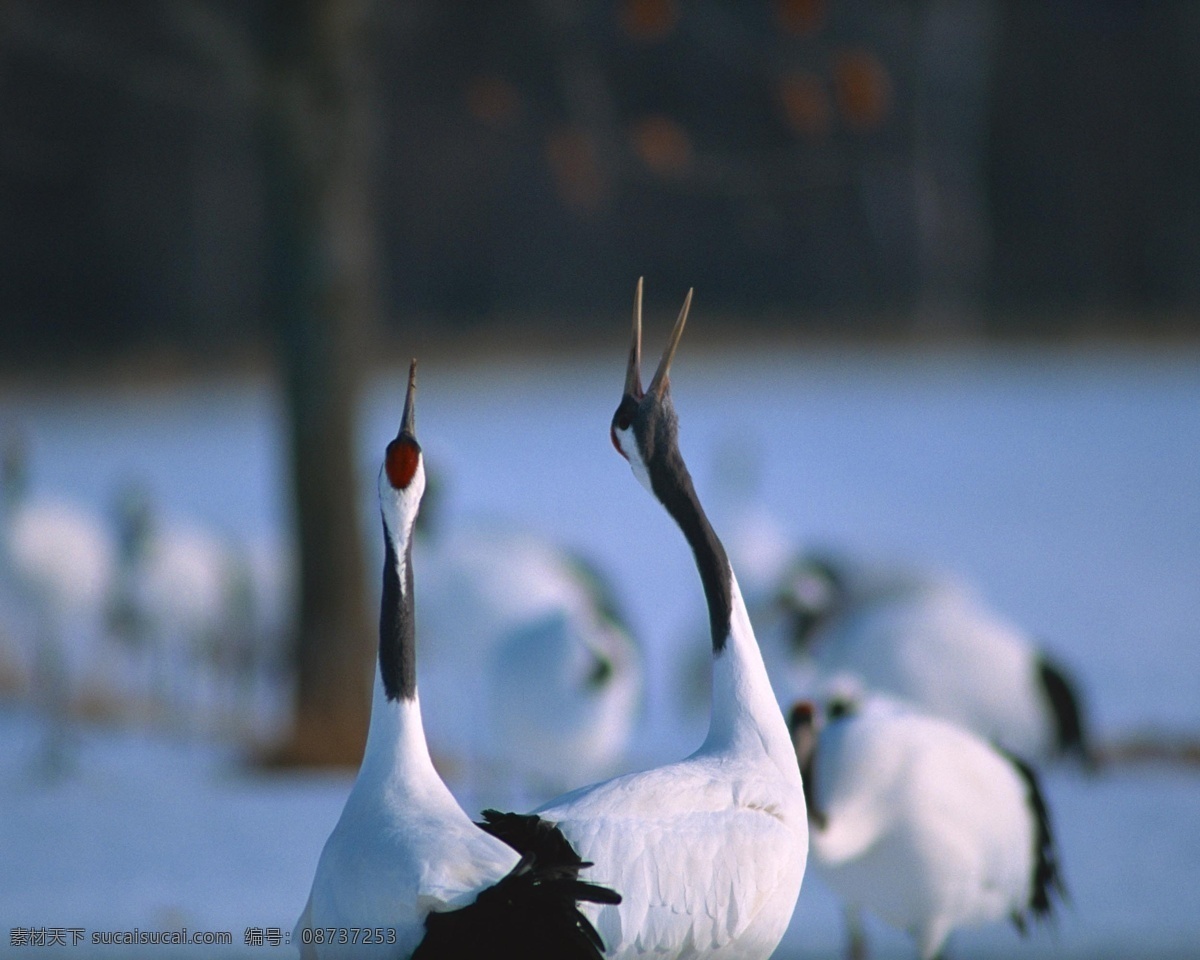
[776, 0, 826, 37]
[832, 49, 892, 132]
[630, 115, 693, 177]
[619, 0, 679, 43]
[779, 71, 830, 138]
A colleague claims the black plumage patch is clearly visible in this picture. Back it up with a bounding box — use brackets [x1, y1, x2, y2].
[477, 810, 591, 872]
[1037, 654, 1093, 766]
[413, 812, 620, 960]
[586, 655, 614, 690]
[633, 393, 733, 654]
[827, 697, 856, 721]
[801, 760, 826, 830]
[379, 518, 416, 701]
[1002, 750, 1067, 930]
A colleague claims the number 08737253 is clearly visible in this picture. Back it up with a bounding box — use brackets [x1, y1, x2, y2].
[300, 927, 397, 946]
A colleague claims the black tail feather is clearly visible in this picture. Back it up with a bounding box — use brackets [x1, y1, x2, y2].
[415, 851, 616, 959]
[477, 809, 587, 867]
[1001, 750, 1068, 932]
[1037, 654, 1093, 767]
[412, 810, 621, 960]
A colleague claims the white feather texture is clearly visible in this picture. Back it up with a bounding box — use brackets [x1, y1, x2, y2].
[296, 686, 519, 959]
[295, 453, 520, 959]
[778, 561, 1067, 761]
[807, 693, 1041, 960]
[562, 287, 809, 958]
[535, 570, 809, 960]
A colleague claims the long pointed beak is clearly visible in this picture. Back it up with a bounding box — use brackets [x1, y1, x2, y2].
[399, 358, 417, 438]
[647, 287, 693, 398]
[624, 277, 644, 398]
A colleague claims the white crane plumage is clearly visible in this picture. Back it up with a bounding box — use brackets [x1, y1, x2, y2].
[415, 522, 641, 792]
[773, 553, 1092, 765]
[790, 689, 1066, 960]
[294, 361, 620, 960]
[106, 484, 266, 731]
[1, 435, 115, 642]
[487, 602, 642, 790]
[2, 498, 116, 634]
[529, 281, 809, 959]
[0, 435, 116, 774]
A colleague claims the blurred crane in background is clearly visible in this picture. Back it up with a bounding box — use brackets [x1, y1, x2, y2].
[3, 0, 1199, 771]
[0, 433, 115, 774]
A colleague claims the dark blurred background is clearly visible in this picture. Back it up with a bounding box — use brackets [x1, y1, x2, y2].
[4, 0, 1200, 376]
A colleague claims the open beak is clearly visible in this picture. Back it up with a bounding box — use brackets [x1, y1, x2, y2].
[624, 279, 694, 401]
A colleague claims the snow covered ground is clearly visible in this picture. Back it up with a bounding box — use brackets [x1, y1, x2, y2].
[2, 343, 1198, 958]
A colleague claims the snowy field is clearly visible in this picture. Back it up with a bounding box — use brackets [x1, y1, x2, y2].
[2, 343, 1198, 958]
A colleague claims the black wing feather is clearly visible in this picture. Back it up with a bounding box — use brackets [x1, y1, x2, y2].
[1001, 750, 1068, 932]
[412, 812, 620, 960]
[476, 810, 584, 866]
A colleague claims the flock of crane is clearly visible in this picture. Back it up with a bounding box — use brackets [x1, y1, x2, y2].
[295, 281, 1084, 960]
[0, 439, 287, 755]
[0, 280, 1094, 959]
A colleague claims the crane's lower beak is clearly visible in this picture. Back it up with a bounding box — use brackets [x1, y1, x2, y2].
[647, 287, 692, 398]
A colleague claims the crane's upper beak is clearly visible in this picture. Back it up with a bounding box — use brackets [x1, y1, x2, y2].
[398, 358, 417, 441]
[623, 279, 693, 403]
[383, 359, 422, 492]
[624, 278, 644, 399]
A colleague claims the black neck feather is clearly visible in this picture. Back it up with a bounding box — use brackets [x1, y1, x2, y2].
[800, 749, 826, 830]
[1001, 748, 1066, 921]
[379, 516, 416, 701]
[640, 405, 732, 653]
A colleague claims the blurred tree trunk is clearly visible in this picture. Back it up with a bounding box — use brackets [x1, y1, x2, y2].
[257, 0, 378, 766]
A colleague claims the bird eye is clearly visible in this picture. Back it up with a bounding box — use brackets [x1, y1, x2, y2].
[613, 396, 637, 431]
[385, 437, 421, 490]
